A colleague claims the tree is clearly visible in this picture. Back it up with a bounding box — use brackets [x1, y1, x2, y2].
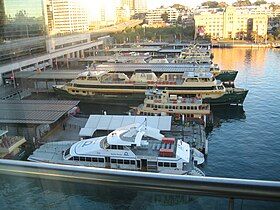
[201, 1, 219, 8]
[161, 12, 169, 23]
[253, 0, 267, 6]
[232, 0, 252, 6]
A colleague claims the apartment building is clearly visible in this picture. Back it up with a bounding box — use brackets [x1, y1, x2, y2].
[46, 0, 89, 34]
[194, 6, 268, 39]
[146, 7, 180, 27]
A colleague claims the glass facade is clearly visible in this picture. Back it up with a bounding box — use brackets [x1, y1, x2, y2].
[0, 0, 46, 65]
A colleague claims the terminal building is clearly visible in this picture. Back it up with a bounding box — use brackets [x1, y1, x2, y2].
[0, 0, 104, 86]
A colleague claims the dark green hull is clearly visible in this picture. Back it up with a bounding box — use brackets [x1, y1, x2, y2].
[53, 87, 248, 106]
[215, 71, 238, 82]
[204, 89, 248, 105]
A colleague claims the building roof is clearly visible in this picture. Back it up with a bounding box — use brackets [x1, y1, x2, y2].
[79, 115, 172, 137]
[15, 70, 83, 80]
[0, 100, 79, 124]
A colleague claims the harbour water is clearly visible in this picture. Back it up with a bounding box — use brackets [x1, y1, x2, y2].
[0, 48, 280, 209]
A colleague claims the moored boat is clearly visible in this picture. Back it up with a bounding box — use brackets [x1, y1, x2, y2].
[53, 70, 248, 106]
[133, 89, 212, 126]
[28, 123, 205, 176]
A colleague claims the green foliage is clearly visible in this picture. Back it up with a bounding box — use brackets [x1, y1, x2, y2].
[233, 0, 252, 6]
[161, 12, 169, 23]
[253, 0, 267, 6]
[111, 25, 197, 43]
[201, 1, 219, 8]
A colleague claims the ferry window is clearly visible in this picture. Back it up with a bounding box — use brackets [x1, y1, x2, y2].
[72, 90, 75, 93]
[75, 90, 79, 93]
[98, 158, 104, 163]
[124, 160, 129, 164]
[82, 91, 86, 94]
[158, 162, 163, 167]
[171, 163, 177, 167]
[147, 104, 150, 108]
[80, 157, 85, 161]
[180, 106, 183, 109]
[69, 157, 74, 160]
[86, 157, 91, 162]
[92, 158, 98, 162]
[111, 159, 117, 163]
[169, 105, 172, 109]
[165, 105, 168, 109]
[164, 162, 170, 167]
[173, 106, 176, 109]
[130, 160, 136, 165]
[117, 145, 124, 150]
[154, 105, 157, 109]
[73, 156, 79, 161]
[111, 145, 117, 149]
[187, 106, 190, 110]
[65, 148, 70, 156]
[117, 159, 123, 164]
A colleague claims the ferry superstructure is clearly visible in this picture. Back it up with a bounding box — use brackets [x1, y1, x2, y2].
[28, 123, 205, 176]
[53, 70, 248, 106]
[134, 89, 211, 126]
[174, 45, 213, 64]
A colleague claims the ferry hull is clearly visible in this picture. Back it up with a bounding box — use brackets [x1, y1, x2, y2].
[204, 89, 248, 105]
[215, 71, 238, 82]
[53, 87, 248, 106]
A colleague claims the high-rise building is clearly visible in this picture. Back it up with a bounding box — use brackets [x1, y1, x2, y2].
[134, 0, 147, 14]
[0, 0, 46, 65]
[120, 0, 147, 15]
[121, 0, 134, 12]
[46, 0, 89, 35]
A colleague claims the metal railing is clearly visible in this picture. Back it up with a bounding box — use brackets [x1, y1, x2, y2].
[0, 159, 279, 202]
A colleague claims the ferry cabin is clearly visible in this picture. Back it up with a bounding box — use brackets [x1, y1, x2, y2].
[63, 138, 191, 173]
[64, 70, 226, 99]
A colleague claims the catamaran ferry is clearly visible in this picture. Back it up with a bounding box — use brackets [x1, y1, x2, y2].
[133, 89, 212, 126]
[53, 70, 248, 106]
[28, 123, 205, 176]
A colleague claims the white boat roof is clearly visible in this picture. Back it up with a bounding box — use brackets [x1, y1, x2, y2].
[79, 115, 172, 137]
[183, 71, 213, 79]
[78, 70, 107, 77]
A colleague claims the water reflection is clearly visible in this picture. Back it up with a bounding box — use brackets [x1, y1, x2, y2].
[213, 48, 269, 77]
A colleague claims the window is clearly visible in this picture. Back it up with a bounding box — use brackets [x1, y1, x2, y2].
[117, 159, 123, 164]
[158, 162, 163, 167]
[164, 162, 170, 167]
[86, 157, 91, 162]
[92, 158, 98, 162]
[124, 160, 129, 164]
[73, 156, 79, 161]
[111, 159, 117, 163]
[80, 157, 85, 161]
[130, 160, 136, 165]
[111, 145, 117, 149]
[171, 163, 177, 167]
[98, 158, 104, 163]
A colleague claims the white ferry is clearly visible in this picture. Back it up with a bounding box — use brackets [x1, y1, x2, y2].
[173, 45, 213, 64]
[134, 89, 211, 126]
[53, 69, 248, 106]
[28, 123, 205, 176]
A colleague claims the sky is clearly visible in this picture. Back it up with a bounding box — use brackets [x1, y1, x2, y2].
[147, 0, 280, 9]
